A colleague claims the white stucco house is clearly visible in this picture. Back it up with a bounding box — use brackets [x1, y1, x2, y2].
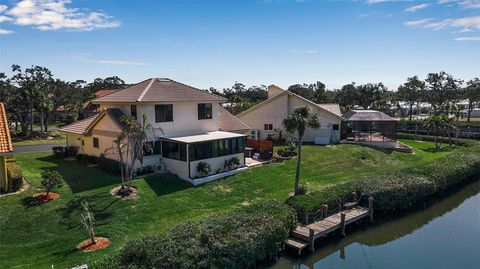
[59, 78, 250, 185]
[237, 85, 344, 144]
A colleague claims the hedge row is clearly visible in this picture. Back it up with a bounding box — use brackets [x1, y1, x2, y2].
[93, 201, 297, 269]
[287, 144, 480, 216]
[397, 133, 477, 147]
[75, 154, 121, 175]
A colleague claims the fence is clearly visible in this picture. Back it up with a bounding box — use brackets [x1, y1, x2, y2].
[246, 139, 273, 153]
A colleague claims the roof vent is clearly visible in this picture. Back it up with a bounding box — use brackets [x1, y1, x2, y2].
[157, 78, 170, 82]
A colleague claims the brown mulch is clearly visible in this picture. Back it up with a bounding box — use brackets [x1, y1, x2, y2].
[110, 185, 138, 200]
[77, 237, 111, 252]
[34, 192, 60, 203]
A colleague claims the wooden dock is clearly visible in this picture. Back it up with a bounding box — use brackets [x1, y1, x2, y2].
[285, 197, 373, 255]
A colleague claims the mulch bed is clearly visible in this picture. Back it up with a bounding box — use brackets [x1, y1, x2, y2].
[34, 192, 60, 203]
[110, 185, 138, 200]
[77, 237, 111, 252]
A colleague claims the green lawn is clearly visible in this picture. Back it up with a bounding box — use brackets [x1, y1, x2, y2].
[0, 140, 458, 268]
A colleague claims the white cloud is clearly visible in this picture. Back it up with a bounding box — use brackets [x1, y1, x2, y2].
[0, 15, 12, 23]
[3, 0, 120, 32]
[0, 5, 7, 13]
[455, 36, 480, 41]
[438, 0, 452, 4]
[404, 18, 433, 26]
[289, 49, 318, 54]
[404, 16, 480, 32]
[0, 28, 14, 34]
[86, 59, 149, 66]
[366, 0, 391, 3]
[459, 0, 480, 9]
[405, 3, 430, 12]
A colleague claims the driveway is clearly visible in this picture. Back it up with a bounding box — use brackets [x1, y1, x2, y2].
[13, 143, 65, 153]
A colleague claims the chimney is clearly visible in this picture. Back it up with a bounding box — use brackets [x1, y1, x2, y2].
[267, 85, 285, 99]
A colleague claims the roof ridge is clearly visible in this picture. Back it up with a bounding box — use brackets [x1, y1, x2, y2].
[137, 78, 156, 102]
[167, 78, 226, 100]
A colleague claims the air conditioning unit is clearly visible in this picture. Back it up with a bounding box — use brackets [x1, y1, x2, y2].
[250, 129, 260, 140]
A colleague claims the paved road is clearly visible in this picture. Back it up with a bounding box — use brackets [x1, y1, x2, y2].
[13, 143, 65, 153]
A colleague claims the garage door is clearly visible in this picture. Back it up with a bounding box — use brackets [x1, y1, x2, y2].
[314, 128, 331, 145]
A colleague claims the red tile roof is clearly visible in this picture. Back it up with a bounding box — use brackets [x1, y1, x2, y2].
[218, 106, 250, 132]
[93, 78, 227, 103]
[0, 103, 13, 153]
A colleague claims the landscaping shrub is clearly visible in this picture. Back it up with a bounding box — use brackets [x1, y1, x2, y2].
[287, 144, 480, 216]
[397, 133, 476, 147]
[412, 145, 480, 191]
[297, 184, 308, 195]
[6, 163, 23, 192]
[76, 154, 121, 175]
[135, 165, 154, 176]
[92, 201, 297, 269]
[348, 173, 435, 211]
[98, 156, 121, 176]
[52, 146, 65, 158]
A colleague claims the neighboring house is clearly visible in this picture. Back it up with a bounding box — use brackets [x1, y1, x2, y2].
[60, 78, 249, 185]
[0, 103, 13, 191]
[82, 89, 120, 117]
[237, 85, 343, 144]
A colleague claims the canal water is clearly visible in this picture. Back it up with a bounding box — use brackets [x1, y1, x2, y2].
[269, 180, 480, 269]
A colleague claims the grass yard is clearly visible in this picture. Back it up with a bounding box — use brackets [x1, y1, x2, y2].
[0, 140, 458, 268]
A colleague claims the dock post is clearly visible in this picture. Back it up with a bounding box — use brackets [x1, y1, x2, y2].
[368, 197, 374, 222]
[340, 213, 346, 237]
[322, 205, 328, 219]
[309, 228, 315, 251]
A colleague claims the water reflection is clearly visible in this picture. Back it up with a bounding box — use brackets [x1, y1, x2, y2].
[270, 180, 480, 269]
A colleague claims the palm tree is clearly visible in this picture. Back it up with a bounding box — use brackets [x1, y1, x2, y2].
[282, 106, 320, 196]
[109, 113, 160, 194]
[424, 114, 456, 150]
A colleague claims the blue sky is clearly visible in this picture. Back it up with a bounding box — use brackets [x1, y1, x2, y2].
[0, 0, 479, 91]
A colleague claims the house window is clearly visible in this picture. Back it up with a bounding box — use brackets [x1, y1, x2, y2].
[131, 105, 137, 119]
[264, 124, 273, 131]
[93, 137, 99, 148]
[155, 104, 173, 122]
[143, 141, 161, 156]
[162, 141, 187, 161]
[189, 137, 246, 161]
[198, 103, 213, 120]
[332, 124, 339, 131]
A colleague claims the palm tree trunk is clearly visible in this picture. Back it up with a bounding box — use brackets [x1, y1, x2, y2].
[294, 135, 303, 196]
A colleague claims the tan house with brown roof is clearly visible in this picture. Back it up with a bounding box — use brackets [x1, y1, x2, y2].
[60, 78, 249, 185]
[0, 103, 13, 191]
[237, 85, 343, 144]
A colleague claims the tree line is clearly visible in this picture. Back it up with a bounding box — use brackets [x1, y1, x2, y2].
[0, 65, 127, 138]
[210, 72, 479, 123]
[0, 64, 478, 139]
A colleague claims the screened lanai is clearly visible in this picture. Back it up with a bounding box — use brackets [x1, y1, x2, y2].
[341, 110, 397, 142]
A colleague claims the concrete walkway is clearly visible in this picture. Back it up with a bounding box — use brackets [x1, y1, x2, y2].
[13, 143, 65, 153]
